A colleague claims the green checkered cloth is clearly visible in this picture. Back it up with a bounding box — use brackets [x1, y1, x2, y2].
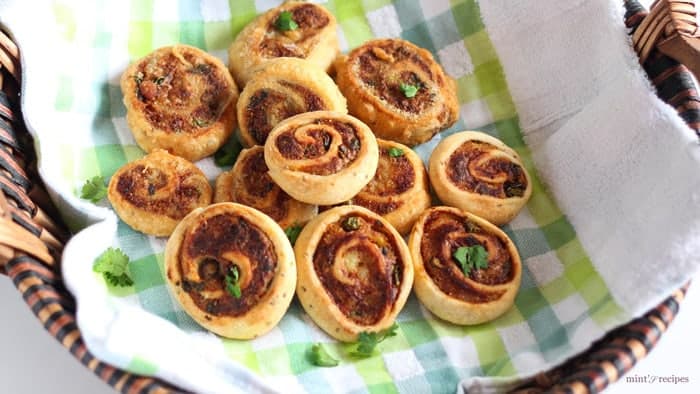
[45, 0, 630, 392]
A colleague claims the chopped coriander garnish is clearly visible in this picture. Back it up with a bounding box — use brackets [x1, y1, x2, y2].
[388, 147, 404, 157]
[342, 216, 360, 232]
[399, 83, 419, 98]
[225, 266, 242, 298]
[80, 176, 108, 203]
[193, 117, 210, 128]
[134, 72, 144, 84]
[285, 224, 303, 245]
[214, 136, 242, 167]
[154, 76, 165, 85]
[93, 247, 134, 287]
[351, 323, 399, 357]
[453, 245, 488, 276]
[275, 11, 298, 31]
[309, 343, 339, 367]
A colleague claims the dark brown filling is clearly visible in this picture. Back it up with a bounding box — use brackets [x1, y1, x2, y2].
[259, 4, 330, 59]
[180, 213, 277, 317]
[274, 118, 361, 175]
[235, 149, 290, 222]
[135, 50, 229, 134]
[420, 210, 514, 303]
[115, 164, 203, 220]
[447, 141, 528, 198]
[356, 41, 436, 114]
[312, 214, 403, 325]
[350, 147, 416, 214]
[244, 82, 325, 145]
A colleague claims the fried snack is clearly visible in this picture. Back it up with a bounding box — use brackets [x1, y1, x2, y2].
[429, 131, 532, 225]
[334, 38, 459, 146]
[121, 45, 238, 162]
[348, 139, 431, 235]
[237, 58, 347, 147]
[228, 0, 339, 87]
[408, 206, 522, 325]
[214, 146, 317, 229]
[165, 202, 296, 339]
[264, 111, 378, 205]
[295, 205, 413, 341]
[107, 150, 212, 236]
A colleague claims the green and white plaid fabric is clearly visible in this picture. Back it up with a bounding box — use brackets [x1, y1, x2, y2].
[39, 0, 632, 391]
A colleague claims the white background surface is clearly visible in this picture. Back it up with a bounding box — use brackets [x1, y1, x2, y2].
[2, 273, 699, 393]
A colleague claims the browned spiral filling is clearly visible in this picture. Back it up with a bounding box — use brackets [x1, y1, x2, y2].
[447, 141, 528, 198]
[244, 82, 325, 145]
[115, 165, 205, 219]
[350, 147, 416, 214]
[260, 3, 330, 58]
[133, 49, 231, 134]
[233, 148, 292, 222]
[312, 214, 404, 325]
[177, 213, 277, 317]
[420, 210, 514, 303]
[274, 118, 361, 175]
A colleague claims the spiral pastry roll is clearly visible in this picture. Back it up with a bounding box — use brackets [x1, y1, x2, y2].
[214, 146, 317, 229]
[409, 206, 522, 325]
[237, 58, 347, 147]
[121, 45, 239, 162]
[429, 131, 532, 225]
[165, 203, 296, 339]
[334, 38, 459, 146]
[228, 0, 339, 87]
[347, 139, 431, 235]
[264, 111, 378, 205]
[295, 205, 413, 341]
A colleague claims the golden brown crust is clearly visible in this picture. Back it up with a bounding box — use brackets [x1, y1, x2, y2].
[121, 45, 239, 162]
[334, 38, 459, 146]
[348, 139, 431, 235]
[236, 57, 347, 147]
[228, 0, 339, 87]
[295, 205, 413, 342]
[408, 206, 522, 325]
[164, 202, 296, 339]
[429, 131, 532, 225]
[264, 111, 378, 205]
[214, 146, 317, 229]
[107, 150, 212, 236]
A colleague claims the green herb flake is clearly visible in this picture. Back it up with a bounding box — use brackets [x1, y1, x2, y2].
[351, 323, 399, 357]
[93, 247, 133, 287]
[193, 117, 210, 128]
[388, 147, 404, 157]
[342, 216, 360, 232]
[285, 224, 303, 245]
[453, 245, 489, 276]
[399, 83, 419, 98]
[275, 11, 298, 31]
[214, 136, 242, 167]
[154, 76, 165, 85]
[225, 266, 242, 298]
[80, 176, 108, 203]
[309, 343, 339, 367]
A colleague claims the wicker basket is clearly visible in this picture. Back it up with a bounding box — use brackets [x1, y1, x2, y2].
[0, 0, 697, 392]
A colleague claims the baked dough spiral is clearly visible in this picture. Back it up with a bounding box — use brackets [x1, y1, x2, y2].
[295, 205, 413, 341]
[121, 45, 238, 162]
[264, 111, 378, 205]
[107, 150, 212, 236]
[334, 38, 459, 146]
[165, 202, 296, 339]
[228, 0, 339, 87]
[408, 206, 522, 325]
[214, 146, 317, 229]
[237, 57, 347, 147]
[429, 131, 532, 225]
[348, 139, 431, 235]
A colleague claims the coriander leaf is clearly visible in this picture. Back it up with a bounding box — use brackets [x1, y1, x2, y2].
[285, 224, 303, 245]
[388, 147, 404, 157]
[309, 343, 339, 367]
[351, 323, 399, 357]
[80, 176, 107, 203]
[93, 248, 133, 288]
[193, 117, 210, 128]
[342, 216, 360, 232]
[214, 136, 242, 167]
[275, 11, 298, 31]
[225, 266, 242, 298]
[453, 245, 488, 276]
[399, 83, 419, 98]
